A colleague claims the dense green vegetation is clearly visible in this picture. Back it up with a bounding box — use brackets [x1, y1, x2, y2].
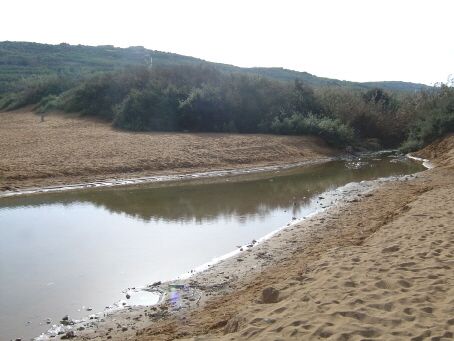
[400, 84, 454, 151]
[0, 41, 452, 150]
[0, 41, 429, 94]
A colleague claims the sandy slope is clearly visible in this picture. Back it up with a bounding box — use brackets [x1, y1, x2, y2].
[0, 109, 334, 191]
[68, 136, 454, 341]
[416, 133, 454, 167]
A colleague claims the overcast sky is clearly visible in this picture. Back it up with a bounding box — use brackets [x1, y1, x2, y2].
[1, 0, 452, 85]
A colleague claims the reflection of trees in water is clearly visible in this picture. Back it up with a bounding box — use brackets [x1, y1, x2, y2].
[0, 158, 423, 223]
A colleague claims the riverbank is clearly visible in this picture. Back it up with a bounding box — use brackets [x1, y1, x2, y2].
[0, 109, 334, 192]
[66, 135, 454, 341]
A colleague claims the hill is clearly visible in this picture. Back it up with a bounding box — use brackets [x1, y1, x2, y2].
[0, 41, 429, 94]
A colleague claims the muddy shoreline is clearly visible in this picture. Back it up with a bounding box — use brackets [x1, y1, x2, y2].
[0, 158, 333, 198]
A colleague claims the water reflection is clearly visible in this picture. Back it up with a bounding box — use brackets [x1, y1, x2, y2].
[0, 157, 423, 223]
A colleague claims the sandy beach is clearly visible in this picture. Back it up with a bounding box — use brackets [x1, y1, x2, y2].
[64, 135, 454, 341]
[0, 109, 334, 192]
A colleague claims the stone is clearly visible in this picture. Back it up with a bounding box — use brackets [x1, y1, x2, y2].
[261, 287, 280, 303]
[61, 331, 75, 339]
[224, 316, 246, 334]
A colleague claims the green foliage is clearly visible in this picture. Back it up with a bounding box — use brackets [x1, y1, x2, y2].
[178, 85, 228, 131]
[270, 113, 355, 146]
[113, 85, 181, 131]
[319, 87, 408, 147]
[0, 75, 72, 111]
[36, 95, 62, 113]
[59, 67, 151, 119]
[401, 84, 454, 152]
[0, 41, 429, 95]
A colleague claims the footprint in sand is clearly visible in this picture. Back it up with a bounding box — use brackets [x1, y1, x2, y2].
[382, 245, 400, 253]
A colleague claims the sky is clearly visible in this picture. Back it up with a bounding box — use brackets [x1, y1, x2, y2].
[1, 0, 452, 85]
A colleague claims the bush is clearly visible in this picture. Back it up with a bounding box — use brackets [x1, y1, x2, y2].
[60, 67, 152, 119]
[0, 75, 72, 111]
[401, 111, 454, 152]
[35, 95, 62, 113]
[401, 84, 454, 152]
[270, 113, 355, 146]
[113, 86, 180, 131]
[178, 85, 229, 131]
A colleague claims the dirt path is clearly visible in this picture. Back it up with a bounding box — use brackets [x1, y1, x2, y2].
[0, 109, 334, 191]
[70, 136, 454, 341]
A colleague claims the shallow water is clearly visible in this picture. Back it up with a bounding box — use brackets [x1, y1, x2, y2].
[0, 154, 424, 340]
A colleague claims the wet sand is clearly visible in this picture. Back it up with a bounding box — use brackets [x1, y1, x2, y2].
[67, 135, 454, 341]
[0, 109, 334, 192]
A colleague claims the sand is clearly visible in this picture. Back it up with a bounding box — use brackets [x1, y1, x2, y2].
[66, 135, 454, 341]
[0, 109, 334, 191]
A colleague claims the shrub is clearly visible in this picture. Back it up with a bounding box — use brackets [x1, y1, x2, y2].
[0, 75, 72, 111]
[270, 113, 355, 146]
[113, 86, 180, 131]
[401, 84, 454, 152]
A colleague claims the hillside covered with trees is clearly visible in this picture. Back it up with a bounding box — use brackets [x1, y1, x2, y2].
[0, 41, 452, 150]
[0, 41, 430, 94]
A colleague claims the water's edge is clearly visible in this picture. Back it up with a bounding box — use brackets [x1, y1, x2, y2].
[406, 153, 434, 169]
[1, 158, 333, 199]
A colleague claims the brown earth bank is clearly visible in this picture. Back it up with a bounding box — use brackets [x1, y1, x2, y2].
[69, 135, 454, 341]
[0, 109, 334, 191]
